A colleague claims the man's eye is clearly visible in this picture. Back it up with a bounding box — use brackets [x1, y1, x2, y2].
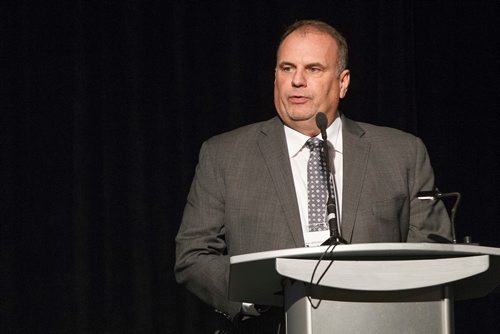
[281, 66, 293, 72]
[308, 67, 321, 72]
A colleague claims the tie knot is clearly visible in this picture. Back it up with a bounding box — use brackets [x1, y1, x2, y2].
[306, 137, 323, 150]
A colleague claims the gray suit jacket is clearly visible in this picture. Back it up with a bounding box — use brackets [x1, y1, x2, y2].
[175, 115, 451, 318]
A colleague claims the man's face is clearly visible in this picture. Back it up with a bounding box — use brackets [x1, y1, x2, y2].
[274, 29, 350, 135]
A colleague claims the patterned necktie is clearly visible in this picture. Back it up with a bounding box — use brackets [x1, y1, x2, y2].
[306, 137, 329, 232]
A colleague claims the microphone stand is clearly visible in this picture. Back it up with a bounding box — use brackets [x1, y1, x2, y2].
[316, 113, 348, 245]
[320, 139, 348, 245]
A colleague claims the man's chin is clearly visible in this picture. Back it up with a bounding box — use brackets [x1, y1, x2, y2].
[286, 110, 316, 122]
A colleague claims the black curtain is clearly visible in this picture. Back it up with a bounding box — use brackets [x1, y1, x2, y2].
[3, 1, 499, 333]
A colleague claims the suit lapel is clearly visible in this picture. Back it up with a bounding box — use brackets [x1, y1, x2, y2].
[257, 117, 304, 247]
[341, 116, 371, 243]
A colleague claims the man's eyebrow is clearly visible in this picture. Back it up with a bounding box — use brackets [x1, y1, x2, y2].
[305, 62, 326, 69]
[277, 61, 326, 68]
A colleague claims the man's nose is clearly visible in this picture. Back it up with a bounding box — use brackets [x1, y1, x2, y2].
[292, 69, 307, 87]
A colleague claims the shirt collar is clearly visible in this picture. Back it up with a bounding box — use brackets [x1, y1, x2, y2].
[284, 114, 343, 158]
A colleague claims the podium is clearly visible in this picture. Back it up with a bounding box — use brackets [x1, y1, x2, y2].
[229, 243, 500, 334]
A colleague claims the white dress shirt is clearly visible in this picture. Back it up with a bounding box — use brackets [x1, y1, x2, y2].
[284, 116, 343, 247]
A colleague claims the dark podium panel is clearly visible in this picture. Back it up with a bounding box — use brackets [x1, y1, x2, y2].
[229, 243, 500, 334]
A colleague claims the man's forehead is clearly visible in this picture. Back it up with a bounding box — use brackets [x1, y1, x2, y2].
[280, 28, 337, 47]
[277, 29, 338, 63]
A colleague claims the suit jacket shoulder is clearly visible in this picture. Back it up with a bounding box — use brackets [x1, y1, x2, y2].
[344, 117, 420, 144]
[203, 116, 282, 157]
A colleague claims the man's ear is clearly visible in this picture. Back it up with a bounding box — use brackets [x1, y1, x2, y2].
[339, 69, 350, 98]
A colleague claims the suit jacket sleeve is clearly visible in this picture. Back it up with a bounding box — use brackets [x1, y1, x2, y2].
[407, 136, 452, 242]
[174, 139, 242, 319]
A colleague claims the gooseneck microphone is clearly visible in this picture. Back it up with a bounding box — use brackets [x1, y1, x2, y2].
[417, 190, 461, 244]
[315, 112, 348, 245]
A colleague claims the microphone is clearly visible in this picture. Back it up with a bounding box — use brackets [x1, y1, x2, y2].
[316, 111, 328, 141]
[417, 190, 461, 244]
[315, 113, 348, 245]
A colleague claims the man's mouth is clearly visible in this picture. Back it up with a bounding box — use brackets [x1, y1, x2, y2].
[288, 95, 310, 104]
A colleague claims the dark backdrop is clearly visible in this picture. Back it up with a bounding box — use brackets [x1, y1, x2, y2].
[2, 1, 499, 333]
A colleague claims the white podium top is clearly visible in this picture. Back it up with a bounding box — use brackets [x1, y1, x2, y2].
[229, 243, 500, 306]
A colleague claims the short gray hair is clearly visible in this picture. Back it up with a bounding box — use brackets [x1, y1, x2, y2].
[278, 20, 349, 76]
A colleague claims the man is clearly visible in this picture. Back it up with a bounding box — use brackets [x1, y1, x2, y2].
[175, 20, 451, 331]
